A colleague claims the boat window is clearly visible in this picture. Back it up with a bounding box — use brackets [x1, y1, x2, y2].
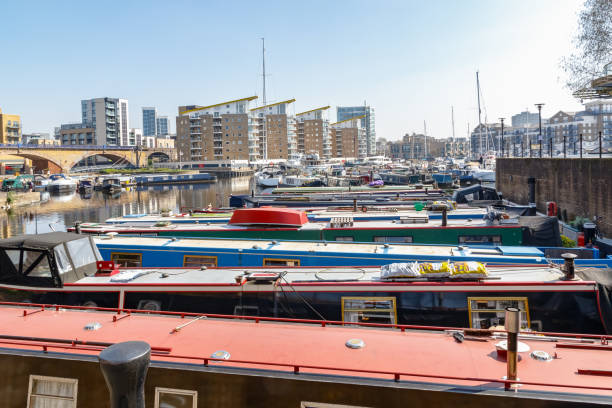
[183, 255, 217, 268]
[155, 387, 197, 408]
[65, 238, 98, 270]
[18, 250, 51, 278]
[5, 249, 20, 270]
[342, 297, 396, 324]
[54, 245, 72, 274]
[458, 235, 502, 244]
[335, 236, 354, 242]
[374, 236, 413, 243]
[263, 258, 300, 267]
[27, 375, 78, 408]
[468, 297, 530, 330]
[110, 252, 142, 268]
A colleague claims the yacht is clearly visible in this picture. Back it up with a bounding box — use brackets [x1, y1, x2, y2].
[47, 174, 77, 193]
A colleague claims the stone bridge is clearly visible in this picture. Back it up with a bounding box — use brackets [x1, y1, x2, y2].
[0, 145, 176, 173]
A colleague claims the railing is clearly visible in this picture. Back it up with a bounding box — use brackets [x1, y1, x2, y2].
[0, 144, 161, 151]
[3, 302, 612, 393]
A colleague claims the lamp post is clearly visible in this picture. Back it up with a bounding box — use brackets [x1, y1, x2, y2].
[499, 118, 505, 157]
[535, 103, 545, 158]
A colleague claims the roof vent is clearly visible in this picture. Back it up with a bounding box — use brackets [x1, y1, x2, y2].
[530, 350, 553, 362]
[345, 338, 365, 349]
[211, 350, 230, 360]
[84, 322, 102, 331]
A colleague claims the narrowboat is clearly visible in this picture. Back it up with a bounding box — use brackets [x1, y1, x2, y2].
[91, 233, 609, 269]
[1, 174, 33, 191]
[134, 172, 216, 185]
[71, 207, 534, 246]
[102, 206, 491, 225]
[1, 232, 611, 334]
[1, 304, 610, 408]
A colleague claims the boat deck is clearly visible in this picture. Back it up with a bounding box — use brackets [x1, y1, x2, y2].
[0, 304, 609, 398]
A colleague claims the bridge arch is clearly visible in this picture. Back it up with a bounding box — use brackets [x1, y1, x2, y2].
[6, 152, 63, 174]
[70, 152, 137, 170]
[147, 151, 170, 163]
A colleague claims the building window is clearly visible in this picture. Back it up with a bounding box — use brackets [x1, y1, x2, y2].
[154, 387, 197, 408]
[334, 236, 354, 242]
[468, 297, 530, 329]
[27, 375, 78, 408]
[110, 252, 142, 267]
[183, 255, 217, 268]
[342, 297, 396, 324]
[263, 258, 300, 267]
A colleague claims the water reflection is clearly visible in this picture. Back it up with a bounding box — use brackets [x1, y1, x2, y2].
[0, 176, 254, 238]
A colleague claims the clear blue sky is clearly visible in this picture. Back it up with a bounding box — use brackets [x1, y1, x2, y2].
[1, 0, 585, 141]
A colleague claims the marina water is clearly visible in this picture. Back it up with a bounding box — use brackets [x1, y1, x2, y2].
[0, 176, 254, 238]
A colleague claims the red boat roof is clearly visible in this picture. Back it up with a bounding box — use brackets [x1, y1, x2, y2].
[229, 207, 309, 226]
[1, 304, 611, 398]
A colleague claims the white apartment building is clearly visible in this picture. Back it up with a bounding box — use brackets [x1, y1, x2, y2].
[81, 97, 129, 146]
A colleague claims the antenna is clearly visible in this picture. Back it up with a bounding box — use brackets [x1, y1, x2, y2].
[476, 71, 482, 156]
[261, 38, 266, 106]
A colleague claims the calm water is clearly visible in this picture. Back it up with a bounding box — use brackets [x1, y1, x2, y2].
[0, 176, 255, 238]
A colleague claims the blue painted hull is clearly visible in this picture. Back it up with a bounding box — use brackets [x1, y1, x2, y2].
[95, 239, 612, 269]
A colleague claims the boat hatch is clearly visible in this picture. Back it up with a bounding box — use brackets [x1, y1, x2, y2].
[498, 246, 544, 256]
[0, 232, 102, 288]
[229, 208, 309, 227]
[245, 272, 284, 282]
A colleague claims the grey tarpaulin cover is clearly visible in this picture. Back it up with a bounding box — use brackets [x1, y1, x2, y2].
[519, 216, 562, 247]
[577, 268, 612, 334]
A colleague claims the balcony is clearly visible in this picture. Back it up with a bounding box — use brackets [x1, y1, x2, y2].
[6, 122, 20, 129]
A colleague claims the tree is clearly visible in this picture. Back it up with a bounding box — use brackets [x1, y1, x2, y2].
[561, 0, 612, 91]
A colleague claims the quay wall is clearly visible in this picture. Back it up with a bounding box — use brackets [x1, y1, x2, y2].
[496, 158, 612, 236]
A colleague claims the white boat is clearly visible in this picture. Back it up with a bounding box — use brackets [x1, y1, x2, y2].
[47, 174, 77, 193]
[255, 166, 282, 187]
[280, 175, 320, 188]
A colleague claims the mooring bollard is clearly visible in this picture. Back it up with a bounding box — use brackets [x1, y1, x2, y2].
[99, 341, 151, 408]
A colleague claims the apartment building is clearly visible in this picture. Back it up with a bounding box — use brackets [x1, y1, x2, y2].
[337, 105, 376, 156]
[59, 123, 96, 145]
[0, 108, 21, 144]
[250, 99, 296, 160]
[295, 106, 331, 159]
[330, 115, 366, 158]
[142, 107, 157, 137]
[176, 96, 257, 162]
[81, 97, 129, 145]
[156, 116, 169, 137]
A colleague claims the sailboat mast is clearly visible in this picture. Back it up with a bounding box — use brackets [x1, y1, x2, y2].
[476, 71, 483, 157]
[261, 38, 266, 106]
[451, 106, 455, 141]
[423, 120, 428, 159]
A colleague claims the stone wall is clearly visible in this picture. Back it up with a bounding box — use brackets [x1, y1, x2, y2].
[496, 158, 612, 236]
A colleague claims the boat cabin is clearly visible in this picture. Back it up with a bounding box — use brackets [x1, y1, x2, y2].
[0, 232, 101, 288]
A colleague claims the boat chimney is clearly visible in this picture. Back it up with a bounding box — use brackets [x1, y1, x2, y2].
[561, 252, 577, 280]
[504, 307, 520, 390]
[353, 198, 357, 212]
[441, 208, 448, 227]
[74, 221, 81, 234]
[527, 177, 536, 215]
[99, 341, 150, 408]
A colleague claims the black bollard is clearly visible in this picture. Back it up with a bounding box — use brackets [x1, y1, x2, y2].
[441, 208, 447, 227]
[99, 341, 151, 408]
[561, 253, 577, 280]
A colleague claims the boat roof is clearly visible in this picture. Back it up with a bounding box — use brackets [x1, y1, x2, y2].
[0, 304, 609, 398]
[94, 236, 544, 258]
[78, 217, 519, 233]
[229, 207, 309, 226]
[0, 232, 85, 250]
[73, 265, 584, 286]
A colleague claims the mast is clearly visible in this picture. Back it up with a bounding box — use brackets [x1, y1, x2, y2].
[476, 71, 483, 157]
[261, 38, 266, 106]
[423, 120, 428, 159]
[451, 106, 455, 141]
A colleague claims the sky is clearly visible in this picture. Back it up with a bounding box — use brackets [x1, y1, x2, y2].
[0, 0, 586, 141]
